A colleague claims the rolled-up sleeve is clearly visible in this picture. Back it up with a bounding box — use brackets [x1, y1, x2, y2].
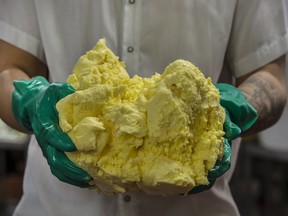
[226, 0, 288, 77]
[0, 0, 45, 62]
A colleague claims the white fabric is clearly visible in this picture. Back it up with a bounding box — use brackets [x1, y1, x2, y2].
[0, 0, 287, 215]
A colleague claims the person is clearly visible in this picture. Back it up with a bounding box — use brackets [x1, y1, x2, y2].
[0, 0, 287, 215]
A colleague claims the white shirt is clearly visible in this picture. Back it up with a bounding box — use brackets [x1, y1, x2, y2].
[0, 0, 287, 215]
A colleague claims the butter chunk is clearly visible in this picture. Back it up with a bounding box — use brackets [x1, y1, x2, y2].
[56, 39, 225, 196]
[68, 117, 108, 152]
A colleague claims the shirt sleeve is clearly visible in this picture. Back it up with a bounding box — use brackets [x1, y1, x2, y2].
[226, 0, 288, 78]
[0, 0, 45, 63]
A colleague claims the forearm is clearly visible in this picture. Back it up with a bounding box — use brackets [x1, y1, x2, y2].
[0, 39, 48, 132]
[0, 68, 31, 133]
[237, 56, 287, 136]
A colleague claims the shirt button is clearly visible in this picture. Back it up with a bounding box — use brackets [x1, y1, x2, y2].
[129, 0, 135, 4]
[124, 195, 131, 202]
[127, 46, 134, 53]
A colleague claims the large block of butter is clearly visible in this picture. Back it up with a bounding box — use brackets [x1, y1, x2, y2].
[56, 39, 225, 196]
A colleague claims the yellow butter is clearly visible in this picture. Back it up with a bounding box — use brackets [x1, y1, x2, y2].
[56, 39, 225, 195]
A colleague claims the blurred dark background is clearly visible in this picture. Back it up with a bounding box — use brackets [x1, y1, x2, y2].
[0, 119, 28, 216]
[230, 136, 288, 216]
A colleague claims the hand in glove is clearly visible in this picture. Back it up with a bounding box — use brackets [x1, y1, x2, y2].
[189, 83, 258, 194]
[216, 83, 258, 140]
[12, 76, 92, 187]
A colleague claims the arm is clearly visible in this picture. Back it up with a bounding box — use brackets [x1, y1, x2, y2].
[236, 55, 287, 136]
[0, 39, 48, 132]
[0, 39, 92, 186]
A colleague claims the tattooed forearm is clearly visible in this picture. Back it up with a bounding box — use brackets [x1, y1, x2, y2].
[238, 70, 287, 136]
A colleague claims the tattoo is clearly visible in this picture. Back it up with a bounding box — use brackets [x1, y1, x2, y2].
[239, 72, 286, 135]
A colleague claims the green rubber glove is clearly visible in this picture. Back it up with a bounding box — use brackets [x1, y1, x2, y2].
[12, 76, 92, 187]
[216, 83, 258, 139]
[189, 83, 258, 194]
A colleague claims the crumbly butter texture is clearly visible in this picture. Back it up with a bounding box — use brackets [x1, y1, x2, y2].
[56, 39, 225, 196]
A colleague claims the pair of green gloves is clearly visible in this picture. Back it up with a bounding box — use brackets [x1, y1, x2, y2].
[12, 76, 258, 192]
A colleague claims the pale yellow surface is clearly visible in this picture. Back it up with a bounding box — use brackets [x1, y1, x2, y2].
[56, 39, 225, 196]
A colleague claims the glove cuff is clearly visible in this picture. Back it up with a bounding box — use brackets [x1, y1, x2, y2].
[216, 83, 258, 133]
[12, 76, 50, 131]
